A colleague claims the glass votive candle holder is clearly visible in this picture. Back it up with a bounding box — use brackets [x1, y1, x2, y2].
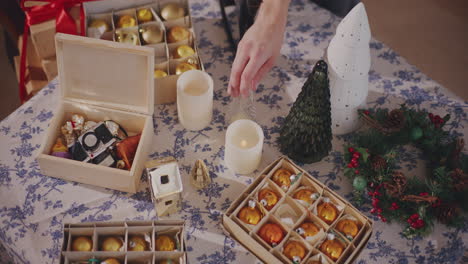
[225, 119, 264, 174]
[177, 70, 213, 130]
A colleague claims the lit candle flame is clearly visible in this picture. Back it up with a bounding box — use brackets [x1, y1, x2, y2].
[240, 139, 248, 148]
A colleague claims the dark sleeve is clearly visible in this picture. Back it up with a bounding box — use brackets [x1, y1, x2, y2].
[313, 0, 360, 17]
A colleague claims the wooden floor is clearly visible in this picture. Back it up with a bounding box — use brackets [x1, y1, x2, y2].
[0, 0, 467, 120]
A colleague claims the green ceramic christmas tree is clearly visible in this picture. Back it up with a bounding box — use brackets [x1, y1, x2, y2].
[278, 60, 332, 163]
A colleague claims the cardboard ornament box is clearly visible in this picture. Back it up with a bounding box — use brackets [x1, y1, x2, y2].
[83, 0, 205, 105]
[223, 157, 373, 264]
[36, 33, 154, 193]
[61, 220, 186, 264]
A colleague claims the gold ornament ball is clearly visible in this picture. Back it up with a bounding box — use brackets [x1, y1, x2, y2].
[71, 236, 92, 251]
[317, 202, 339, 224]
[155, 235, 176, 251]
[257, 223, 284, 246]
[116, 31, 139, 45]
[154, 69, 168, 79]
[101, 258, 121, 264]
[140, 25, 163, 44]
[117, 15, 136, 28]
[293, 189, 316, 205]
[175, 62, 198, 75]
[173, 45, 195, 59]
[137, 8, 153, 23]
[237, 205, 263, 225]
[89, 19, 109, 32]
[272, 168, 293, 190]
[296, 222, 320, 238]
[258, 188, 279, 210]
[320, 239, 345, 261]
[336, 219, 360, 238]
[167, 26, 190, 43]
[283, 241, 306, 262]
[128, 235, 149, 251]
[161, 3, 185, 21]
[101, 236, 123, 251]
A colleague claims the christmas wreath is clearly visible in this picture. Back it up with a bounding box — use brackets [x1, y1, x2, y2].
[343, 105, 468, 237]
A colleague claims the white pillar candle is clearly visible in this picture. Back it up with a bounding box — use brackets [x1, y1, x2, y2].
[225, 119, 264, 174]
[177, 70, 213, 131]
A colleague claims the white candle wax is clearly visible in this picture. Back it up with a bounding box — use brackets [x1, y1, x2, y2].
[225, 119, 264, 174]
[177, 70, 213, 131]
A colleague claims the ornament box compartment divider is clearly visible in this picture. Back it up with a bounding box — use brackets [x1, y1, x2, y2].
[223, 157, 373, 264]
[83, 0, 205, 105]
[61, 220, 186, 264]
[36, 33, 154, 193]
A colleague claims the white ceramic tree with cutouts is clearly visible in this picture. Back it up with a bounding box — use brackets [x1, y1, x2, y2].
[326, 2, 371, 135]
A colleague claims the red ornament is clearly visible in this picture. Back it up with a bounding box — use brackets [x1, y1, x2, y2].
[354, 170, 360, 174]
[419, 192, 429, 196]
[347, 163, 353, 168]
[353, 152, 360, 159]
[348, 147, 355, 153]
[390, 202, 400, 210]
[363, 110, 370, 115]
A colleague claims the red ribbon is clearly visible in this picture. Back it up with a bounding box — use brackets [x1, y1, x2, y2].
[19, 0, 95, 102]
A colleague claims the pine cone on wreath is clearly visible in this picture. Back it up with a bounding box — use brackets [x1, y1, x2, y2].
[385, 171, 407, 198]
[450, 168, 468, 192]
[383, 109, 406, 131]
[371, 155, 387, 170]
[435, 203, 461, 224]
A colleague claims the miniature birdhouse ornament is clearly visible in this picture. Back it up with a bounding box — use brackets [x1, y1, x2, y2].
[326, 3, 371, 135]
[146, 157, 183, 217]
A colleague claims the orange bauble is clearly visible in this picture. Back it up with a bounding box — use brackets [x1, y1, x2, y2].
[237, 205, 263, 225]
[272, 168, 294, 190]
[283, 241, 306, 263]
[258, 188, 279, 210]
[295, 222, 320, 238]
[317, 202, 339, 224]
[258, 223, 284, 246]
[320, 239, 345, 261]
[336, 219, 360, 238]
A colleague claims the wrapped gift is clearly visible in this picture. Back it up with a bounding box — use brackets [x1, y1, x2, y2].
[223, 157, 373, 264]
[61, 220, 187, 263]
[36, 33, 154, 193]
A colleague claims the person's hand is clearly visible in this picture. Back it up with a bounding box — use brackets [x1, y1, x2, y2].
[228, 0, 290, 97]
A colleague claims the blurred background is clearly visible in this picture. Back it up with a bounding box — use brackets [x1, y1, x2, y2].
[0, 0, 467, 121]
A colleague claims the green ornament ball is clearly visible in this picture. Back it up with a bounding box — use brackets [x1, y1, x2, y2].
[411, 127, 423, 140]
[353, 176, 367, 191]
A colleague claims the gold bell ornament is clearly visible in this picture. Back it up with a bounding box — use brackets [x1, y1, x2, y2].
[139, 24, 163, 44]
[71, 236, 92, 251]
[167, 26, 190, 43]
[258, 223, 284, 246]
[117, 15, 136, 28]
[293, 188, 319, 205]
[128, 235, 149, 251]
[295, 222, 320, 239]
[116, 31, 139, 45]
[101, 236, 123, 251]
[237, 200, 263, 225]
[257, 188, 279, 210]
[155, 235, 176, 251]
[336, 218, 360, 239]
[154, 69, 168, 79]
[137, 8, 153, 23]
[317, 199, 339, 224]
[283, 241, 306, 263]
[173, 45, 195, 59]
[319, 236, 345, 261]
[161, 3, 185, 21]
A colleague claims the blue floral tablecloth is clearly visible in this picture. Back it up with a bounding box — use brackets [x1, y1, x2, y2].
[0, 0, 467, 263]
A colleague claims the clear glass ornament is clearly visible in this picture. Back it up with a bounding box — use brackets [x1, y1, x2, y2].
[229, 90, 256, 123]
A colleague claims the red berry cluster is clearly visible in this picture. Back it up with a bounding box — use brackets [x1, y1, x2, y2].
[363, 110, 370, 115]
[368, 184, 387, 222]
[390, 202, 400, 210]
[347, 147, 361, 174]
[407, 213, 425, 229]
[428, 113, 445, 128]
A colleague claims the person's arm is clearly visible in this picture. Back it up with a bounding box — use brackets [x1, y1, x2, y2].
[228, 0, 290, 97]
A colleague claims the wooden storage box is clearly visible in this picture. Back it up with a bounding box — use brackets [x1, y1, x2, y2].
[223, 157, 373, 264]
[61, 220, 186, 264]
[36, 33, 154, 193]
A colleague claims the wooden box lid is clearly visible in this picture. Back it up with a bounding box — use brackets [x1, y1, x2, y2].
[55, 33, 154, 115]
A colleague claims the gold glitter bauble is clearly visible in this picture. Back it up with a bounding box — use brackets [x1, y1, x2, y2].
[139, 25, 163, 44]
[283, 241, 306, 263]
[320, 239, 345, 261]
[237, 205, 263, 225]
[175, 62, 198, 75]
[293, 189, 317, 205]
[137, 8, 153, 23]
[128, 235, 149, 251]
[167, 26, 190, 43]
[272, 168, 294, 191]
[101, 258, 120, 264]
[89, 19, 109, 33]
[116, 31, 139, 45]
[154, 69, 168, 78]
[295, 222, 320, 238]
[317, 202, 339, 224]
[71, 236, 92, 251]
[155, 235, 176, 251]
[257, 223, 284, 246]
[161, 3, 185, 21]
[173, 45, 195, 59]
[101, 236, 123, 251]
[117, 15, 136, 28]
[336, 219, 360, 238]
[258, 188, 279, 210]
